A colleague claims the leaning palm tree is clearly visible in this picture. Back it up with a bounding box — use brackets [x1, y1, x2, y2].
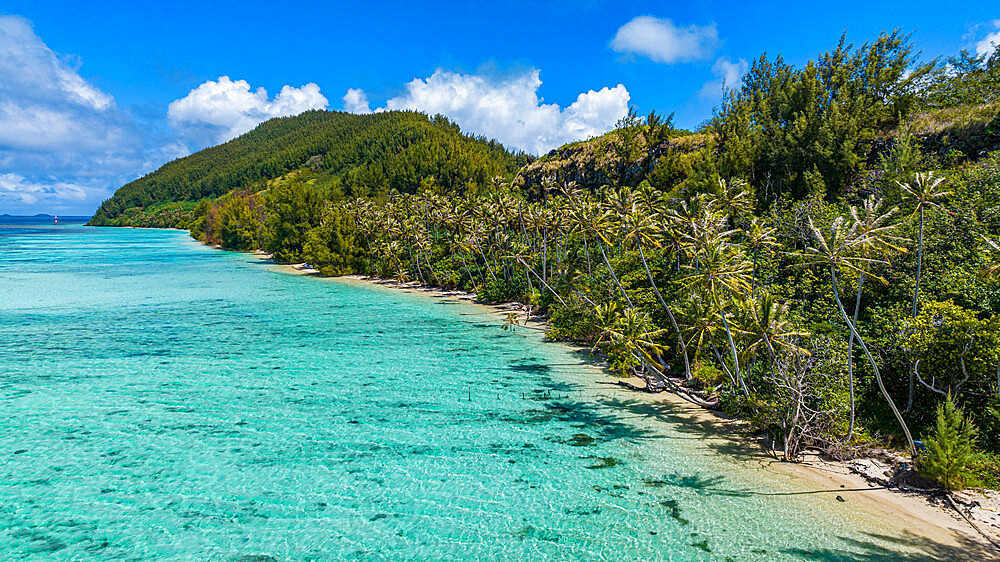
[595, 303, 719, 408]
[843, 197, 907, 438]
[564, 186, 632, 306]
[797, 215, 917, 461]
[680, 238, 753, 396]
[623, 196, 694, 380]
[899, 172, 950, 411]
[677, 292, 733, 385]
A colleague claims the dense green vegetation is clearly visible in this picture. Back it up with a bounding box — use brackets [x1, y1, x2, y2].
[88, 110, 529, 226]
[99, 32, 1000, 488]
[921, 393, 980, 490]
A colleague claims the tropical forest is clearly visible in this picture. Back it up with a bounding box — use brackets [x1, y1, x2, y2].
[93, 32, 1000, 492]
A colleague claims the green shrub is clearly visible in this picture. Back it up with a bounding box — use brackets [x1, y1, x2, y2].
[477, 276, 526, 304]
[692, 362, 726, 389]
[920, 394, 979, 490]
[969, 452, 1000, 489]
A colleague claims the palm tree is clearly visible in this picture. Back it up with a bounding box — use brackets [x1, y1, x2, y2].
[676, 293, 733, 383]
[594, 303, 720, 407]
[899, 172, 949, 316]
[798, 215, 917, 461]
[680, 238, 753, 396]
[899, 171, 950, 411]
[564, 187, 632, 306]
[713, 178, 754, 228]
[744, 218, 779, 296]
[741, 291, 809, 365]
[624, 191, 694, 380]
[843, 197, 907, 438]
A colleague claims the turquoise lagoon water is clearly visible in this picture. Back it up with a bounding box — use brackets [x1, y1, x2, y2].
[0, 222, 939, 560]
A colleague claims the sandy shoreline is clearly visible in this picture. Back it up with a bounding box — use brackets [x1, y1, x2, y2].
[259, 262, 1000, 555]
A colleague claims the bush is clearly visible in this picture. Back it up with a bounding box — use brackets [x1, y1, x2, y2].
[477, 276, 526, 304]
[692, 362, 726, 389]
[920, 393, 979, 490]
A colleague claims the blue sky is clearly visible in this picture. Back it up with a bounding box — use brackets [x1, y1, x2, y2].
[1, 1, 998, 215]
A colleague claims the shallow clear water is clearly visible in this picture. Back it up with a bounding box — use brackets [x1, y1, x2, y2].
[0, 223, 930, 560]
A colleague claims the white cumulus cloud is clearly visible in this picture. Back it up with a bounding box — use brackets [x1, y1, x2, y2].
[168, 76, 329, 146]
[975, 20, 1000, 59]
[610, 16, 719, 64]
[0, 15, 150, 214]
[351, 68, 629, 155]
[698, 56, 749, 99]
[0, 15, 121, 153]
[342, 88, 371, 114]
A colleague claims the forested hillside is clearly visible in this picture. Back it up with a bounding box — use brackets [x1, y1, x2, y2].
[97, 32, 1000, 490]
[89, 110, 529, 226]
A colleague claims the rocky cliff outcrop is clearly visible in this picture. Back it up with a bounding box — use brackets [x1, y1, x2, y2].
[514, 134, 708, 196]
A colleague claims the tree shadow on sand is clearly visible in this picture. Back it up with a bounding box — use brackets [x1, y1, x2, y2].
[785, 531, 1000, 561]
[644, 471, 755, 498]
[540, 398, 663, 443]
[594, 396, 751, 459]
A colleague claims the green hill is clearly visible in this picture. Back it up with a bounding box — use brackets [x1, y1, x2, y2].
[89, 110, 529, 226]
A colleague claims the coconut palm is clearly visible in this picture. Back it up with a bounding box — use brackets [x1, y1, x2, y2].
[797, 215, 917, 460]
[843, 197, 907, 438]
[899, 172, 951, 411]
[623, 192, 694, 380]
[899, 172, 950, 318]
[564, 186, 632, 305]
[740, 291, 809, 365]
[744, 218, 779, 296]
[713, 178, 754, 228]
[677, 293, 721, 363]
[680, 238, 753, 396]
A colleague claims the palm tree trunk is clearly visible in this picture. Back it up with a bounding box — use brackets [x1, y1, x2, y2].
[831, 267, 916, 461]
[717, 300, 750, 397]
[711, 341, 737, 387]
[597, 239, 633, 307]
[407, 246, 426, 283]
[475, 244, 498, 283]
[460, 253, 479, 293]
[515, 257, 567, 306]
[912, 208, 924, 318]
[846, 270, 865, 440]
[542, 233, 547, 284]
[423, 252, 438, 285]
[637, 240, 692, 379]
[907, 208, 925, 412]
[632, 352, 719, 408]
[583, 234, 592, 274]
